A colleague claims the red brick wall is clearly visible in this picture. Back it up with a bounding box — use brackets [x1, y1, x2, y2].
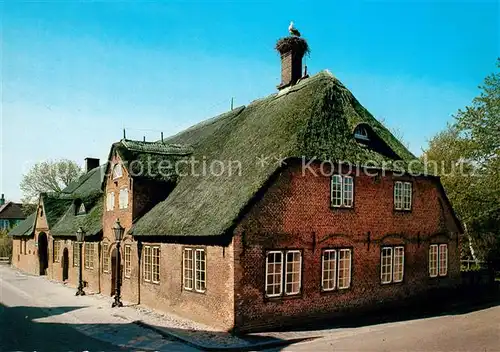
[137, 242, 235, 330]
[102, 154, 137, 301]
[233, 162, 461, 331]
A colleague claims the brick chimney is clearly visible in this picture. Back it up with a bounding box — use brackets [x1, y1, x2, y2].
[0, 194, 4, 206]
[84, 158, 100, 173]
[276, 36, 309, 90]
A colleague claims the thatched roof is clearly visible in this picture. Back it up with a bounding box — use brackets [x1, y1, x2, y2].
[131, 71, 420, 237]
[102, 139, 193, 187]
[9, 165, 106, 237]
[7, 212, 36, 237]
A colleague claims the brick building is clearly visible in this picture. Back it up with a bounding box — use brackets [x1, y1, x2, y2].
[0, 194, 26, 231]
[10, 36, 462, 332]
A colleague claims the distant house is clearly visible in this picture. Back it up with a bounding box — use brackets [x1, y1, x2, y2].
[10, 36, 463, 332]
[0, 194, 26, 231]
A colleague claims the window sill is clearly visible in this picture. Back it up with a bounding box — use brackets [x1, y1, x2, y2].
[330, 205, 355, 211]
[265, 293, 302, 302]
[320, 287, 352, 295]
[142, 280, 160, 286]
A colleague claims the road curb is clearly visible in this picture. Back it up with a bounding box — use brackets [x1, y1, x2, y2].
[133, 320, 315, 351]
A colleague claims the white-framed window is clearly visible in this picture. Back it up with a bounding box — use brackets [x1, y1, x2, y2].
[77, 202, 86, 215]
[393, 247, 404, 282]
[119, 188, 129, 209]
[73, 242, 79, 267]
[112, 163, 123, 179]
[430, 244, 448, 277]
[102, 242, 109, 272]
[285, 250, 302, 295]
[322, 250, 336, 291]
[194, 249, 206, 292]
[354, 125, 369, 141]
[331, 175, 354, 208]
[53, 240, 61, 263]
[152, 247, 160, 283]
[429, 244, 438, 277]
[183, 248, 194, 290]
[182, 247, 206, 293]
[381, 246, 404, 284]
[124, 245, 132, 278]
[322, 248, 352, 291]
[265, 250, 302, 298]
[265, 251, 283, 297]
[439, 244, 448, 276]
[106, 192, 115, 211]
[143, 245, 159, 283]
[84, 242, 95, 270]
[143, 246, 152, 282]
[338, 249, 352, 288]
[394, 181, 412, 210]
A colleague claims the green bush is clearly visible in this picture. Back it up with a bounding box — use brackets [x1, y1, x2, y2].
[0, 231, 13, 259]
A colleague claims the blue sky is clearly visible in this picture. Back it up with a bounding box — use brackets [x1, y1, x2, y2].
[1, 1, 499, 202]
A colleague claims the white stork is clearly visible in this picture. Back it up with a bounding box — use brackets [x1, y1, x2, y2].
[288, 21, 301, 37]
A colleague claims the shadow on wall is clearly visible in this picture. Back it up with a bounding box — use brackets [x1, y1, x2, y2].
[252, 283, 500, 333]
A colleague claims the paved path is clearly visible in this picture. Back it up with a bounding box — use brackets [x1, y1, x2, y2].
[0, 265, 199, 351]
[265, 302, 500, 351]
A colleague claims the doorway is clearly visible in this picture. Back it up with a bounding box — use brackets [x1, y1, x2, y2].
[38, 232, 48, 275]
[62, 248, 69, 281]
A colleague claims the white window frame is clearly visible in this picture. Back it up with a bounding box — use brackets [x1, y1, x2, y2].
[183, 248, 194, 291]
[124, 245, 132, 278]
[84, 242, 94, 270]
[143, 246, 152, 282]
[394, 181, 412, 210]
[321, 249, 337, 291]
[393, 246, 405, 283]
[338, 249, 352, 289]
[284, 250, 302, 295]
[354, 126, 369, 141]
[439, 244, 448, 276]
[430, 244, 448, 277]
[102, 242, 109, 273]
[381, 246, 404, 284]
[53, 240, 61, 263]
[322, 249, 353, 291]
[331, 175, 354, 208]
[152, 246, 160, 284]
[429, 244, 438, 277]
[265, 250, 302, 298]
[194, 249, 206, 293]
[119, 188, 129, 209]
[107, 192, 115, 211]
[265, 251, 284, 298]
[112, 163, 123, 179]
[73, 242, 79, 267]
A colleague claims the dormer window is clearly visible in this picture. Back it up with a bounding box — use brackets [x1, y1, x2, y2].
[76, 202, 86, 215]
[354, 126, 369, 141]
[112, 163, 123, 179]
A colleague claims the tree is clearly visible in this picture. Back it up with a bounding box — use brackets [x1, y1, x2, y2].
[20, 159, 83, 205]
[423, 59, 500, 268]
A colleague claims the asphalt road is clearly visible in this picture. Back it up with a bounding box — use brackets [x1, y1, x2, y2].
[0, 274, 127, 352]
[267, 303, 500, 351]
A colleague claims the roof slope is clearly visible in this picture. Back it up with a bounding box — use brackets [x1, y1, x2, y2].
[10, 165, 105, 237]
[0, 202, 25, 220]
[102, 139, 193, 186]
[132, 71, 420, 237]
[8, 212, 36, 236]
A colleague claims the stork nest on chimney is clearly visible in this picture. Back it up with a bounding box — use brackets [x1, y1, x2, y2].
[275, 36, 310, 56]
